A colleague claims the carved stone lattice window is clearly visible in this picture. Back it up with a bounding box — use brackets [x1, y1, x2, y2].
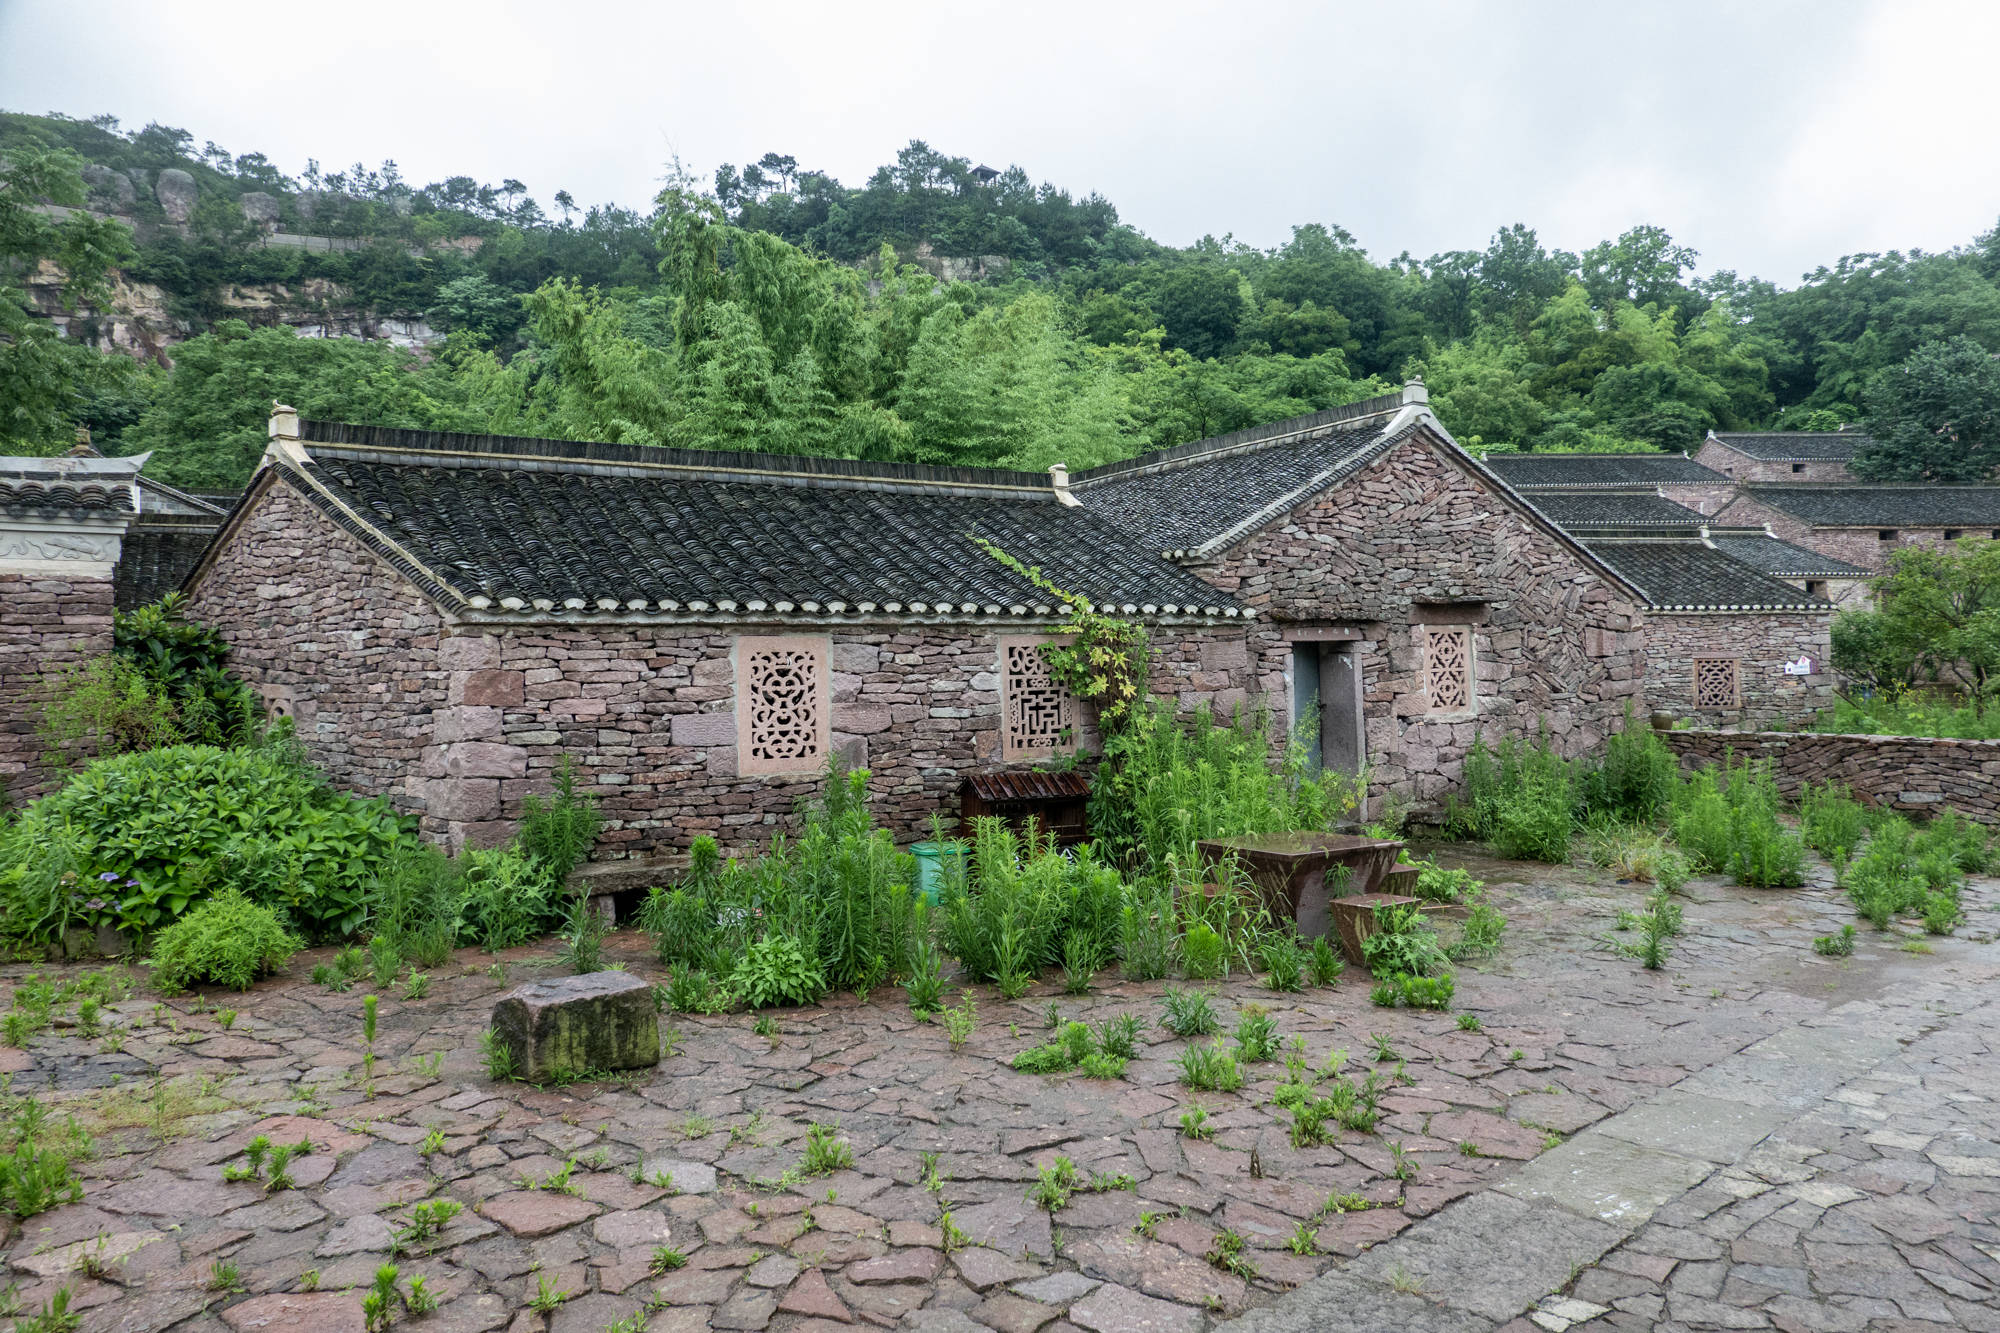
[737, 636, 829, 775]
[1693, 657, 1740, 709]
[1001, 636, 1076, 761]
[1426, 624, 1473, 714]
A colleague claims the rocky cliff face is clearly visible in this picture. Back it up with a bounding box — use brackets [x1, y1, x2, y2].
[31, 164, 452, 363]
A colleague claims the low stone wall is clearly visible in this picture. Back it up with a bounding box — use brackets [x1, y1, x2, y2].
[1656, 727, 2000, 822]
[0, 571, 116, 806]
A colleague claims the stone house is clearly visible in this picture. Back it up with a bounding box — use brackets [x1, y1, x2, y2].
[1694, 428, 1864, 484]
[174, 385, 1652, 867]
[1712, 485, 2000, 574]
[0, 452, 147, 802]
[180, 409, 1268, 861]
[1475, 458, 1842, 724]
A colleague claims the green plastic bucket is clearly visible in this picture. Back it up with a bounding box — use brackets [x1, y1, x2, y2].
[909, 841, 966, 904]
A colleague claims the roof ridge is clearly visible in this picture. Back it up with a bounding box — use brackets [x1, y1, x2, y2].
[1068, 391, 1404, 485]
[298, 421, 1058, 494]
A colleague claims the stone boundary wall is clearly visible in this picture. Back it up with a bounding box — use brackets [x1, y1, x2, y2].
[0, 571, 115, 806]
[1656, 727, 2000, 822]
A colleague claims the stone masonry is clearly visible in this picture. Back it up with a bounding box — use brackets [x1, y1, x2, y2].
[1642, 612, 1833, 727]
[1658, 726, 2000, 823]
[1199, 434, 1648, 800]
[0, 570, 114, 804]
[186, 473, 1275, 860]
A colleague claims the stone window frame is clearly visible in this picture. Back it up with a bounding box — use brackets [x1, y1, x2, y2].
[999, 634, 1078, 762]
[735, 635, 831, 776]
[1692, 656, 1741, 709]
[1423, 622, 1476, 717]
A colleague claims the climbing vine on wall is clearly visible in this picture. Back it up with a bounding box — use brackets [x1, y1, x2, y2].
[976, 539, 1152, 737]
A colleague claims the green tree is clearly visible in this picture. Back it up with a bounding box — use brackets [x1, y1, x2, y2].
[1856, 336, 2000, 481]
[0, 145, 135, 450]
[1834, 540, 2000, 714]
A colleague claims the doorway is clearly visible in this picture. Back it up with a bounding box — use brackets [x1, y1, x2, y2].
[1291, 639, 1364, 778]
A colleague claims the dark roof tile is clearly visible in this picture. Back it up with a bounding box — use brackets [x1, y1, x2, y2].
[1709, 431, 1862, 462]
[1582, 540, 1829, 611]
[1707, 533, 1871, 579]
[1479, 453, 1727, 487]
[289, 438, 1239, 619]
[1072, 420, 1399, 553]
[1529, 491, 1707, 527]
[1746, 486, 2000, 526]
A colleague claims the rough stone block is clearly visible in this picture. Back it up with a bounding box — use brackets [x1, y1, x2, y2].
[671, 711, 737, 747]
[440, 742, 529, 779]
[455, 669, 524, 707]
[438, 635, 503, 670]
[434, 706, 503, 742]
[491, 972, 661, 1081]
[427, 776, 500, 822]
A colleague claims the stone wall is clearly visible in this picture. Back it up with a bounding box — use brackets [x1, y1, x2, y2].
[0, 571, 115, 806]
[423, 619, 1272, 860]
[1642, 612, 1833, 727]
[1657, 727, 2000, 822]
[1712, 493, 1981, 574]
[182, 478, 449, 812]
[1692, 440, 1855, 485]
[1199, 434, 1648, 801]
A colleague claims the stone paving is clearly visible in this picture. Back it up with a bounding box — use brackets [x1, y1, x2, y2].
[0, 847, 1992, 1333]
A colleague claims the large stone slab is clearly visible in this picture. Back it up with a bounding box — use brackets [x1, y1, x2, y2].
[1498, 1129, 1715, 1226]
[1344, 1192, 1622, 1323]
[1594, 1089, 1790, 1164]
[490, 971, 660, 1081]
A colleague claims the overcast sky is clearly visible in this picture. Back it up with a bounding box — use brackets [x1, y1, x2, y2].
[4, 0, 1997, 285]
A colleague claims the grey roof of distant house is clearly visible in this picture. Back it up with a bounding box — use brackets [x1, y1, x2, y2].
[245, 422, 1247, 622]
[1528, 491, 1708, 528]
[0, 455, 144, 515]
[1581, 540, 1830, 611]
[1709, 431, 1863, 462]
[1706, 533, 1871, 579]
[1070, 394, 1408, 554]
[1745, 485, 2000, 527]
[1478, 453, 1728, 488]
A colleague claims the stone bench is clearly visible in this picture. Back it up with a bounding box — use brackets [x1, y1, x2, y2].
[490, 972, 660, 1082]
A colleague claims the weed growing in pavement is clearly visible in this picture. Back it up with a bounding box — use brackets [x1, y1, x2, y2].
[1158, 987, 1219, 1038]
[1814, 924, 1857, 957]
[801, 1122, 854, 1175]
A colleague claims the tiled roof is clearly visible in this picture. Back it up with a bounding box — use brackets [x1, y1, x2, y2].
[1706, 533, 1871, 579]
[1068, 394, 1409, 554]
[1581, 541, 1829, 611]
[1745, 486, 2000, 527]
[1478, 453, 1727, 488]
[0, 478, 135, 513]
[1528, 491, 1708, 528]
[270, 424, 1247, 621]
[137, 476, 229, 518]
[1709, 431, 1862, 462]
[0, 454, 147, 515]
[117, 520, 221, 609]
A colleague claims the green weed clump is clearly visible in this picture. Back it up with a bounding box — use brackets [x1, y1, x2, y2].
[1447, 727, 1579, 863]
[148, 889, 301, 992]
[1813, 924, 1856, 957]
[1359, 902, 1449, 978]
[637, 761, 927, 1008]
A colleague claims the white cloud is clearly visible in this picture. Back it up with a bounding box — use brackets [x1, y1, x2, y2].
[1, 0, 1988, 283]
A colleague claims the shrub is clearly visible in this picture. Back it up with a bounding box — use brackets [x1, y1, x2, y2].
[1090, 700, 1362, 875]
[1447, 727, 1580, 862]
[1374, 972, 1454, 1010]
[1408, 859, 1479, 904]
[729, 934, 827, 1009]
[1799, 782, 1869, 861]
[148, 889, 302, 992]
[941, 818, 1120, 987]
[0, 743, 411, 942]
[1577, 709, 1682, 825]
[458, 847, 561, 952]
[1846, 817, 1925, 927]
[1117, 884, 1176, 981]
[1359, 903, 1449, 977]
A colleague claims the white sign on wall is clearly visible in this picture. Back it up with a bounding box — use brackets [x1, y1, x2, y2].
[1781, 656, 1815, 676]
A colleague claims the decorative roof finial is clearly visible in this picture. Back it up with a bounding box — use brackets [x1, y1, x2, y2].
[269, 402, 300, 441]
[1048, 463, 1081, 507]
[1401, 377, 1428, 407]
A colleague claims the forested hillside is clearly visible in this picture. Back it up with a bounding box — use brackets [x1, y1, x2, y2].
[9, 110, 2000, 491]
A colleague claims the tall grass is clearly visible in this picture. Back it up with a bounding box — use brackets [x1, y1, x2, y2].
[1814, 694, 2000, 740]
[1091, 701, 1362, 876]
